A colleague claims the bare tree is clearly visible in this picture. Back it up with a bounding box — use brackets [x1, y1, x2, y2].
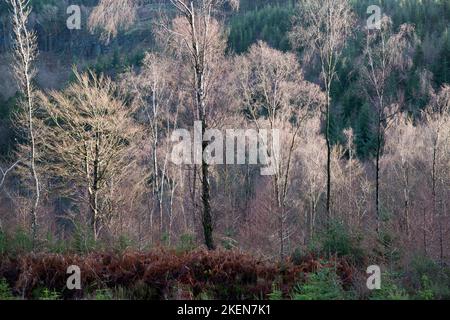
[120, 52, 182, 243]
[88, 0, 239, 250]
[88, 0, 137, 44]
[8, 0, 40, 244]
[156, 0, 239, 250]
[424, 85, 450, 262]
[336, 128, 371, 231]
[290, 0, 355, 220]
[359, 17, 416, 233]
[296, 116, 327, 243]
[37, 71, 142, 240]
[236, 41, 325, 258]
[382, 114, 418, 239]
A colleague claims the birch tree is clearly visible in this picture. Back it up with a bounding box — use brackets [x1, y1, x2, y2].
[88, 0, 239, 250]
[236, 41, 325, 258]
[290, 0, 355, 220]
[424, 85, 450, 262]
[120, 52, 182, 242]
[88, 0, 137, 44]
[8, 0, 40, 244]
[156, 0, 239, 250]
[359, 17, 416, 232]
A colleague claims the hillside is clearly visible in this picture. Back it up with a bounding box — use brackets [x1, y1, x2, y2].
[0, 0, 450, 302]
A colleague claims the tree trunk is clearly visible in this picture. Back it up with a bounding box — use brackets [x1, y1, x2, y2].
[403, 163, 410, 238]
[423, 208, 427, 255]
[90, 132, 101, 240]
[201, 142, 214, 250]
[197, 69, 214, 250]
[26, 75, 39, 247]
[201, 116, 214, 249]
[375, 116, 382, 234]
[431, 134, 442, 263]
[325, 93, 332, 222]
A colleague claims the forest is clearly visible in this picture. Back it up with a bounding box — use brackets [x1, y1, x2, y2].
[0, 0, 449, 301]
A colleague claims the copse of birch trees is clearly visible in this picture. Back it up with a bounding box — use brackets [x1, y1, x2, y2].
[0, 0, 449, 265]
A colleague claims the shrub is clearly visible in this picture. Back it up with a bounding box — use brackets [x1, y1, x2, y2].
[369, 272, 409, 300]
[0, 278, 14, 300]
[318, 221, 365, 265]
[94, 289, 113, 300]
[417, 275, 434, 300]
[407, 255, 450, 299]
[33, 288, 60, 300]
[0, 229, 33, 255]
[115, 235, 134, 253]
[176, 233, 196, 253]
[44, 233, 68, 254]
[0, 250, 352, 300]
[0, 231, 6, 256]
[71, 224, 98, 254]
[267, 284, 283, 300]
[292, 267, 347, 300]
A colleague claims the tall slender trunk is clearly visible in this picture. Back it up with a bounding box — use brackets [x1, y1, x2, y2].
[168, 182, 176, 246]
[403, 163, 410, 238]
[423, 208, 427, 255]
[375, 113, 382, 234]
[26, 74, 39, 247]
[201, 156, 214, 250]
[188, 1, 215, 250]
[431, 133, 442, 263]
[197, 68, 214, 250]
[89, 132, 100, 240]
[191, 164, 198, 236]
[9, 0, 40, 247]
[273, 175, 283, 259]
[431, 130, 444, 263]
[325, 92, 332, 221]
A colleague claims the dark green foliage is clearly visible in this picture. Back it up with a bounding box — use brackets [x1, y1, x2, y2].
[268, 284, 283, 300]
[0, 95, 20, 159]
[434, 29, 450, 87]
[93, 289, 113, 300]
[115, 235, 135, 253]
[2, 0, 449, 160]
[176, 233, 196, 253]
[291, 247, 306, 266]
[375, 228, 402, 268]
[292, 267, 348, 300]
[0, 231, 6, 256]
[229, 0, 450, 156]
[406, 255, 450, 299]
[44, 232, 67, 254]
[0, 0, 57, 13]
[355, 103, 376, 158]
[71, 223, 98, 254]
[0, 278, 14, 300]
[369, 272, 410, 300]
[228, 4, 294, 53]
[32, 287, 60, 300]
[89, 50, 145, 76]
[318, 221, 365, 266]
[0, 229, 33, 255]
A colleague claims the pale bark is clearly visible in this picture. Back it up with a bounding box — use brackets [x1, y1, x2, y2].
[8, 0, 40, 244]
[290, 0, 355, 220]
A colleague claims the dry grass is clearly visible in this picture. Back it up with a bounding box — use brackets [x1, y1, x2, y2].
[0, 249, 353, 299]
